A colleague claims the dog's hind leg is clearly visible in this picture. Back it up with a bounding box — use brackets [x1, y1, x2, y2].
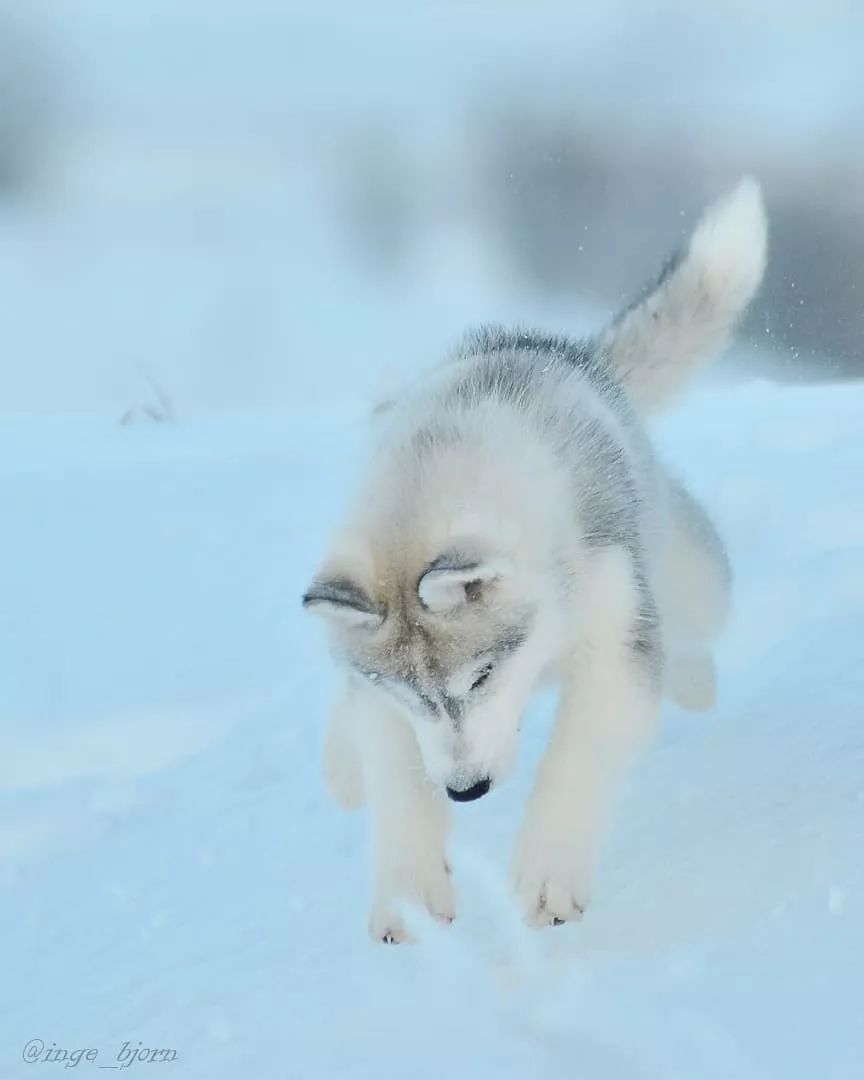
[658, 479, 731, 711]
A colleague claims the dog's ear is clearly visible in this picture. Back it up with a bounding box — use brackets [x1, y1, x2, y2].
[302, 577, 383, 628]
[418, 553, 513, 613]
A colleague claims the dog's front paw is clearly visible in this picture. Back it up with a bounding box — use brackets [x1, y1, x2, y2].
[368, 858, 455, 944]
[511, 814, 592, 928]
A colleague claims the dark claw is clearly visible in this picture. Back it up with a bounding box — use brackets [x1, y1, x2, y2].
[551, 917, 565, 926]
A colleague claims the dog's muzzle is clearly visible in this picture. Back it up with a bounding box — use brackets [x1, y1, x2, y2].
[445, 777, 492, 803]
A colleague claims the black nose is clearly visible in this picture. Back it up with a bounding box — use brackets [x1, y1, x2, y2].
[446, 777, 491, 803]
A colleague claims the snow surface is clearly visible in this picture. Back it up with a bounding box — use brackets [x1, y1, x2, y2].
[2, 374, 862, 1079]
[2, 6, 862, 1075]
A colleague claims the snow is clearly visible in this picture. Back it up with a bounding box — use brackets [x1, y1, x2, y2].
[1, 8, 862, 1069]
[2, 371, 862, 1078]
[25, 2, 864, 147]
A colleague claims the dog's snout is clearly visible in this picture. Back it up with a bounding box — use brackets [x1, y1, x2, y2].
[446, 777, 492, 803]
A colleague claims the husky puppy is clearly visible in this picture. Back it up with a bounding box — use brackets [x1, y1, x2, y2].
[303, 180, 767, 942]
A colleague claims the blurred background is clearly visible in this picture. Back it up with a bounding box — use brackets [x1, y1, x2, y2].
[1, 1, 862, 418]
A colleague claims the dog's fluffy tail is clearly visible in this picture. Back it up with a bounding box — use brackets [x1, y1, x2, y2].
[597, 178, 767, 414]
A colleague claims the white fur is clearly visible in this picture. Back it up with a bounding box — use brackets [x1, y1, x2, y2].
[512, 548, 658, 924]
[305, 180, 766, 940]
[354, 680, 455, 944]
[598, 177, 767, 413]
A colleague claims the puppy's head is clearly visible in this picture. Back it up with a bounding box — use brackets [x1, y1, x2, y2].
[303, 539, 555, 800]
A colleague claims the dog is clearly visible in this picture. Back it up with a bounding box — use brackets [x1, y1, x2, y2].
[303, 179, 767, 942]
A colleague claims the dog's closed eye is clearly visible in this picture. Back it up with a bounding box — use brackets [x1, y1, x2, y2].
[469, 664, 494, 692]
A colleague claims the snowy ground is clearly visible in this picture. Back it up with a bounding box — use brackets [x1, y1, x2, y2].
[2, 370, 862, 1078]
[1, 9, 862, 1070]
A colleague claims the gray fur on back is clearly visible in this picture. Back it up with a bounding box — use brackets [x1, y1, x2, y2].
[401, 323, 665, 673]
[437, 323, 659, 558]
